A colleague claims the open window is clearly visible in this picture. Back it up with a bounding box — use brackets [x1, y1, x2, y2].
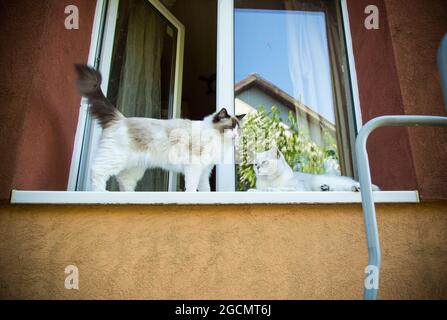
[74, 0, 187, 192]
[70, 0, 358, 193]
[72, 0, 220, 192]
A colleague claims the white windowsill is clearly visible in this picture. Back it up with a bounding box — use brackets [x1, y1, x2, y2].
[10, 190, 419, 205]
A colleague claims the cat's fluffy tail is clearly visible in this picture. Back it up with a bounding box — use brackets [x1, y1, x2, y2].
[74, 64, 122, 129]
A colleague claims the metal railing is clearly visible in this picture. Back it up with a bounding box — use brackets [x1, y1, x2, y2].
[356, 116, 447, 300]
[356, 33, 447, 300]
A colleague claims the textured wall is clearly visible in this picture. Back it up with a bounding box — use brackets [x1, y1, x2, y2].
[0, 203, 446, 300]
[0, 0, 48, 201]
[0, 0, 96, 200]
[385, 0, 447, 200]
[346, 0, 418, 192]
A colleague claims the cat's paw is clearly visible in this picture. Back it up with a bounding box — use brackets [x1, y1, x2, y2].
[352, 183, 381, 192]
[320, 184, 331, 192]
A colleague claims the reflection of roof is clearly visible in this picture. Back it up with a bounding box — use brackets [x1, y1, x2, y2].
[235, 73, 335, 132]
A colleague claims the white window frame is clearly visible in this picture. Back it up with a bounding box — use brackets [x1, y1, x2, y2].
[340, 0, 363, 132]
[10, 0, 419, 205]
[216, 0, 236, 191]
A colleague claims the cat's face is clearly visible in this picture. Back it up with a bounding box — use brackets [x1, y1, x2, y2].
[254, 148, 287, 177]
[212, 108, 246, 139]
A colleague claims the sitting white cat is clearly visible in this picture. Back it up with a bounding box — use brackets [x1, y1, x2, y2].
[251, 148, 380, 192]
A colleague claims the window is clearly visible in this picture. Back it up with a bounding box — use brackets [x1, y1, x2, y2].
[106, 0, 181, 192]
[72, 0, 186, 192]
[71, 0, 358, 193]
[234, 0, 359, 191]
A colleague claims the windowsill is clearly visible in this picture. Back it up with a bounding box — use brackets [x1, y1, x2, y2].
[10, 190, 420, 205]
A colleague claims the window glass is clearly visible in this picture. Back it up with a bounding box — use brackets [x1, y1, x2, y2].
[235, 0, 355, 191]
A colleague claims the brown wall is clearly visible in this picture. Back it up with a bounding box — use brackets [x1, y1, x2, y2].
[0, 203, 446, 300]
[0, 0, 96, 200]
[346, 0, 418, 193]
[385, 0, 447, 200]
[347, 0, 447, 200]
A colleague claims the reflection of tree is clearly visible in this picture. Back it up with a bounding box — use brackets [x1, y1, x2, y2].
[236, 106, 339, 191]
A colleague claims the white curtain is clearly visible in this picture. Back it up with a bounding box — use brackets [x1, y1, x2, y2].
[117, 0, 164, 119]
[108, 0, 176, 191]
[284, 0, 354, 177]
[285, 7, 335, 125]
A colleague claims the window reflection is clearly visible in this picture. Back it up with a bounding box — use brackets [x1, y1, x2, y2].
[235, 0, 355, 191]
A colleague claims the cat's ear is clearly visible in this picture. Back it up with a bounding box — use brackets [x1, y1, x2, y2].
[213, 108, 230, 123]
[249, 150, 257, 162]
[271, 146, 281, 159]
[236, 114, 247, 122]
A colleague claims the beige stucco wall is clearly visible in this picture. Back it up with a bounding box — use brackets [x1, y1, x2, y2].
[0, 203, 446, 300]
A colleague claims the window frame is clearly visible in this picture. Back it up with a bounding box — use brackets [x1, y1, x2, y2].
[36, 0, 420, 205]
[216, 0, 236, 191]
[232, 0, 362, 186]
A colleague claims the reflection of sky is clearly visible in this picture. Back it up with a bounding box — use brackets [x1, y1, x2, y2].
[235, 9, 335, 123]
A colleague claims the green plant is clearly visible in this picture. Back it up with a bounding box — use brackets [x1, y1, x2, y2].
[236, 106, 339, 191]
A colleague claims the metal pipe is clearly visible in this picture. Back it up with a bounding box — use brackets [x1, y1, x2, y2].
[355, 115, 447, 300]
[438, 33, 447, 112]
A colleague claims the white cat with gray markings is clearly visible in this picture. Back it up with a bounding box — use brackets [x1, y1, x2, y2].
[251, 147, 380, 192]
[75, 64, 245, 192]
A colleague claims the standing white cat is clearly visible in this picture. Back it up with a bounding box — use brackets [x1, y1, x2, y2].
[75, 64, 245, 192]
[253, 147, 380, 192]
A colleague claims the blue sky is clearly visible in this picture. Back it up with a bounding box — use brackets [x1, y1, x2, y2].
[235, 8, 335, 123]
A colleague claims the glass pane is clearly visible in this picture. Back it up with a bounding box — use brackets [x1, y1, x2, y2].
[106, 0, 178, 191]
[235, 0, 352, 191]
